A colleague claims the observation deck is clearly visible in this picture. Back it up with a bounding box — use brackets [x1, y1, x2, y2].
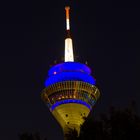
[42, 62, 100, 135]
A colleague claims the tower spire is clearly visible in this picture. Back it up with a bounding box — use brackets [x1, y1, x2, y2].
[65, 6, 70, 31]
[64, 6, 74, 62]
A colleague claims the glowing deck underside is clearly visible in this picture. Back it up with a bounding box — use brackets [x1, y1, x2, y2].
[52, 103, 90, 134]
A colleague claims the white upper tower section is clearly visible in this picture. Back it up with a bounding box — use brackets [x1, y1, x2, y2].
[64, 6, 74, 62]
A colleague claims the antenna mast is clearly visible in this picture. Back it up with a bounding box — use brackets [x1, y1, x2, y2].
[65, 6, 70, 30]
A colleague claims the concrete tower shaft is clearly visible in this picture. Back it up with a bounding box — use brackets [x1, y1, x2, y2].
[64, 6, 74, 62]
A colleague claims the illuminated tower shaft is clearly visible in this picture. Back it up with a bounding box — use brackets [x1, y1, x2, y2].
[65, 6, 74, 62]
[41, 6, 100, 140]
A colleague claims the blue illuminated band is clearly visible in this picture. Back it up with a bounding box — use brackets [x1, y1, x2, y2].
[45, 62, 96, 87]
[48, 62, 91, 76]
[48, 99, 92, 111]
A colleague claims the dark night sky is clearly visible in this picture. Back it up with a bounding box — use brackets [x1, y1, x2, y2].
[0, 0, 140, 140]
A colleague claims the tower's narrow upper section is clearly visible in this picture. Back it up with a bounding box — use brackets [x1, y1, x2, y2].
[64, 6, 74, 62]
[65, 6, 70, 31]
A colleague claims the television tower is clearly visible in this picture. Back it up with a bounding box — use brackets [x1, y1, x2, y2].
[41, 6, 100, 140]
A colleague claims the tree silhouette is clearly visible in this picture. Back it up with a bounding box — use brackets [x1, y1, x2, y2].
[67, 102, 140, 140]
[65, 128, 79, 140]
